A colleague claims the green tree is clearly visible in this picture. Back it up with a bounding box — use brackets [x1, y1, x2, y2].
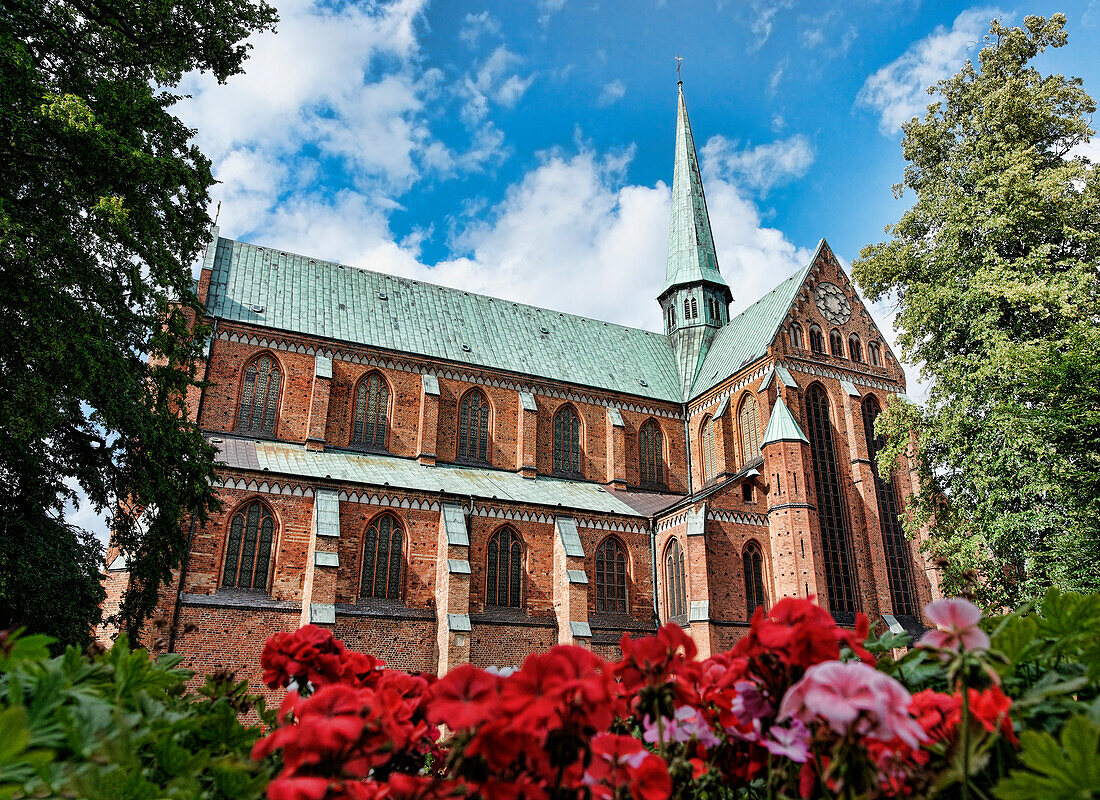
[0, 0, 277, 648]
[854, 14, 1100, 608]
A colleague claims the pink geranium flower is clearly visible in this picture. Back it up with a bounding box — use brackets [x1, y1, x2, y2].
[778, 661, 926, 749]
[918, 598, 990, 653]
[763, 719, 811, 763]
[643, 706, 721, 748]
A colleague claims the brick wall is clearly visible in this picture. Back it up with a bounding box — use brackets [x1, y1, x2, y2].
[198, 324, 687, 491]
[469, 622, 557, 669]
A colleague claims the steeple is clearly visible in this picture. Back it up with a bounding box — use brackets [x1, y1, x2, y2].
[659, 82, 733, 397]
[661, 83, 732, 302]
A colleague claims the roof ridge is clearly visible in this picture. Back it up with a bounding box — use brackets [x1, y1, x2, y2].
[215, 235, 671, 341]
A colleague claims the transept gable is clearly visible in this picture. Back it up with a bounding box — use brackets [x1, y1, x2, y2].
[776, 242, 905, 383]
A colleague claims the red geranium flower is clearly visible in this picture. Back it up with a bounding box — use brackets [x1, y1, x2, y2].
[428, 663, 501, 730]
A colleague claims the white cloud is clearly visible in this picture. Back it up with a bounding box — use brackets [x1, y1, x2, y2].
[538, 0, 567, 25]
[1068, 137, 1100, 162]
[835, 25, 859, 57]
[598, 79, 627, 106]
[181, 0, 516, 240]
[749, 0, 793, 50]
[802, 27, 825, 48]
[65, 479, 112, 546]
[459, 10, 500, 48]
[236, 142, 814, 337]
[459, 46, 536, 125]
[177, 0, 448, 240]
[701, 134, 815, 194]
[768, 56, 788, 93]
[855, 7, 1002, 135]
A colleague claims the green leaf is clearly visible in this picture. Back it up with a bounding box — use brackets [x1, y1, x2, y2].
[0, 707, 31, 763]
[994, 614, 1040, 666]
[994, 715, 1100, 800]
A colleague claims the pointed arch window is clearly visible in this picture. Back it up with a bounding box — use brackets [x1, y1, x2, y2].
[683, 298, 691, 319]
[221, 501, 275, 591]
[458, 389, 491, 463]
[806, 384, 860, 618]
[666, 305, 675, 333]
[352, 373, 389, 450]
[862, 397, 917, 617]
[360, 513, 402, 601]
[809, 325, 825, 354]
[690, 297, 698, 319]
[869, 342, 882, 367]
[701, 415, 717, 483]
[486, 527, 522, 608]
[848, 334, 863, 363]
[743, 540, 767, 618]
[595, 537, 628, 613]
[790, 324, 804, 349]
[830, 329, 845, 357]
[553, 405, 582, 477]
[639, 420, 664, 487]
[237, 355, 281, 435]
[664, 539, 686, 619]
[739, 395, 761, 464]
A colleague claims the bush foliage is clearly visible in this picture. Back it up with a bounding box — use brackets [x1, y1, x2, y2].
[2, 591, 1098, 800]
[0, 632, 273, 800]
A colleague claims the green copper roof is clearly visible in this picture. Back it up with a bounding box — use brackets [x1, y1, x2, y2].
[205, 237, 682, 402]
[661, 84, 730, 300]
[761, 397, 809, 445]
[688, 241, 822, 400]
[214, 435, 678, 518]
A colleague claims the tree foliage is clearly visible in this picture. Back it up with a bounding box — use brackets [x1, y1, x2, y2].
[0, 0, 276, 647]
[853, 14, 1100, 607]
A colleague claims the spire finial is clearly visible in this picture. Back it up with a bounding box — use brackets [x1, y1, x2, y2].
[675, 55, 683, 85]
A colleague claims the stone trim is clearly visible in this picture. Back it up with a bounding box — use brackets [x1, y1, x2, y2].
[778, 358, 900, 393]
[688, 365, 771, 416]
[656, 509, 690, 532]
[566, 569, 589, 585]
[706, 509, 769, 525]
[447, 613, 472, 632]
[569, 621, 593, 638]
[689, 600, 709, 622]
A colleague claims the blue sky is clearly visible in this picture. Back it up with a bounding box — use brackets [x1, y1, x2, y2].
[175, 1, 1100, 340]
[75, 1, 1100, 541]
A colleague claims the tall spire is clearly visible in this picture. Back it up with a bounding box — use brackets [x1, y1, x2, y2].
[660, 82, 731, 301]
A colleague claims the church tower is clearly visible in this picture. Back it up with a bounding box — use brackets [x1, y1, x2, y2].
[659, 82, 733, 397]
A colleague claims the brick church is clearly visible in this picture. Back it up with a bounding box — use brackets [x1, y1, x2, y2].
[103, 84, 940, 681]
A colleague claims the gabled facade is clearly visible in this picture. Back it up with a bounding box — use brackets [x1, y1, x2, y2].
[100, 85, 940, 686]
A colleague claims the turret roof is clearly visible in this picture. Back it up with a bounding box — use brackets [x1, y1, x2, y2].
[761, 396, 809, 445]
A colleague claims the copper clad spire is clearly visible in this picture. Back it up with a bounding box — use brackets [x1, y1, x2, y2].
[660, 83, 731, 301]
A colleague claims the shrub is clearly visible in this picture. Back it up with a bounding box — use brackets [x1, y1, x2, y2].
[0, 631, 276, 800]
